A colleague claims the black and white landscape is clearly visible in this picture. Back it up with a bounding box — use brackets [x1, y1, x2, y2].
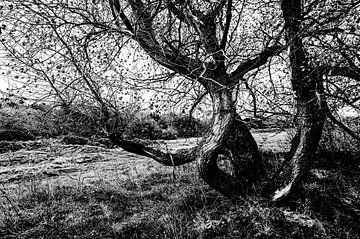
[0, 1, 359, 238]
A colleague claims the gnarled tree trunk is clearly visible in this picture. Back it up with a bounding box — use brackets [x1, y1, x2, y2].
[107, 0, 281, 200]
[110, 87, 266, 198]
[272, 0, 329, 201]
[197, 88, 265, 198]
[273, 85, 327, 200]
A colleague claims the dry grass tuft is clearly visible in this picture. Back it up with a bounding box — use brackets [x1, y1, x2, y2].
[1, 163, 359, 239]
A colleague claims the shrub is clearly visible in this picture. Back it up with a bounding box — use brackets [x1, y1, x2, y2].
[123, 114, 177, 140]
[61, 135, 89, 145]
[51, 105, 106, 138]
[159, 127, 178, 140]
[121, 113, 209, 140]
[171, 114, 209, 138]
[0, 103, 209, 141]
[0, 107, 54, 140]
[123, 115, 158, 140]
[0, 141, 25, 153]
[0, 129, 35, 141]
[0, 103, 112, 140]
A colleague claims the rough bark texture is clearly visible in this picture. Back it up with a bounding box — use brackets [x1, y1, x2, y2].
[108, 0, 280, 199]
[197, 89, 265, 198]
[273, 0, 328, 201]
[110, 88, 265, 198]
[273, 94, 326, 201]
[109, 135, 198, 166]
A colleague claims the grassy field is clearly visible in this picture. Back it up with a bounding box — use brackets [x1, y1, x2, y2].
[0, 130, 359, 238]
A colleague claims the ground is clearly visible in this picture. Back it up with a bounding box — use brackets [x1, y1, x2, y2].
[0, 130, 289, 188]
[1, 129, 359, 239]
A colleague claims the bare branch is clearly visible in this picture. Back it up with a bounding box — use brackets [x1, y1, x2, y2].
[109, 0, 134, 34]
[304, 27, 345, 37]
[328, 113, 360, 141]
[111, 0, 209, 86]
[242, 78, 257, 118]
[109, 134, 198, 166]
[327, 66, 360, 82]
[189, 90, 208, 120]
[230, 45, 283, 82]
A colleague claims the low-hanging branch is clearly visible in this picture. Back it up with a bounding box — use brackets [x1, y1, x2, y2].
[109, 134, 199, 166]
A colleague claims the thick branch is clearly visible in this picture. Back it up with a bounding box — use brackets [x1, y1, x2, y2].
[166, 0, 186, 22]
[327, 66, 360, 82]
[168, 1, 226, 71]
[230, 45, 282, 82]
[112, 0, 210, 86]
[109, 134, 198, 166]
[109, 0, 134, 34]
[220, 0, 232, 50]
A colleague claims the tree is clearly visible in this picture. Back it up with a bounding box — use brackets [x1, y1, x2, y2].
[273, 0, 360, 201]
[1, 0, 282, 197]
[107, 0, 283, 197]
[1, 0, 358, 201]
[0, 0, 303, 198]
[0, 0, 126, 125]
[0, 0, 210, 130]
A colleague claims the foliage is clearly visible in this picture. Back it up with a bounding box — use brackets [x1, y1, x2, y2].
[0, 104, 209, 142]
[0, 141, 25, 153]
[0, 106, 51, 140]
[0, 0, 359, 201]
[123, 114, 174, 140]
[61, 135, 89, 145]
[123, 113, 209, 140]
[170, 114, 210, 138]
[52, 105, 106, 138]
[0, 104, 103, 139]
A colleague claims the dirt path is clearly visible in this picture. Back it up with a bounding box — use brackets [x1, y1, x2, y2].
[0, 130, 289, 188]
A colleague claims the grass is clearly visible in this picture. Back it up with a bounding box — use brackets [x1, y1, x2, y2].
[1, 156, 359, 239]
[0, 120, 359, 238]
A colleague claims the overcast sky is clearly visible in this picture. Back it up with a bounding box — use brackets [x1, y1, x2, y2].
[0, 50, 8, 92]
[0, 48, 18, 94]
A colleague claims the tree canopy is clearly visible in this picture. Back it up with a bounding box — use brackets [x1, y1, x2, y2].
[0, 0, 359, 201]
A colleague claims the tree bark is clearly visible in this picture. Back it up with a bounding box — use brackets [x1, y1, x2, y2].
[272, 0, 328, 201]
[271, 82, 329, 201]
[110, 87, 265, 198]
[188, 88, 265, 197]
[107, 0, 279, 199]
[109, 134, 198, 166]
[273, 93, 326, 201]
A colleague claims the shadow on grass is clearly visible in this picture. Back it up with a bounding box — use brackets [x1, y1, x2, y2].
[1, 159, 360, 239]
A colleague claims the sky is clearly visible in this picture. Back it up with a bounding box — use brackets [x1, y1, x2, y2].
[0, 40, 358, 117]
[0, 50, 9, 92]
[0, 48, 27, 96]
